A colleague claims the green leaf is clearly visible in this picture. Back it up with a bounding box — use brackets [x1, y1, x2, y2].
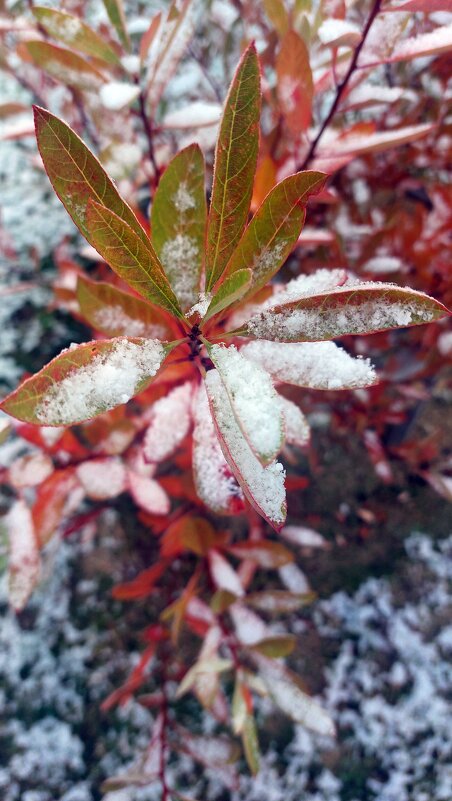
[76, 275, 177, 339]
[250, 634, 296, 658]
[19, 41, 106, 91]
[0, 338, 172, 425]
[227, 540, 293, 568]
[203, 269, 252, 322]
[151, 144, 207, 311]
[243, 284, 451, 342]
[242, 714, 260, 775]
[32, 7, 121, 65]
[205, 43, 261, 291]
[86, 200, 184, 318]
[102, 0, 131, 50]
[218, 171, 326, 301]
[33, 106, 148, 247]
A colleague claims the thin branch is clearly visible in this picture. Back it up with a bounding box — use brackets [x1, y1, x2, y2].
[298, 0, 382, 170]
[137, 83, 161, 184]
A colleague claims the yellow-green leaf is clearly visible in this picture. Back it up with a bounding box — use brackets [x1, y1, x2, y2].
[219, 170, 326, 301]
[86, 200, 184, 318]
[250, 634, 296, 658]
[204, 269, 252, 322]
[102, 0, 131, 50]
[0, 338, 171, 425]
[242, 714, 260, 775]
[32, 7, 121, 65]
[151, 144, 206, 311]
[33, 106, 148, 247]
[76, 275, 176, 339]
[205, 43, 261, 291]
[19, 41, 106, 91]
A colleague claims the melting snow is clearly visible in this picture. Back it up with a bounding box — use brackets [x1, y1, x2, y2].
[241, 340, 377, 389]
[35, 339, 165, 425]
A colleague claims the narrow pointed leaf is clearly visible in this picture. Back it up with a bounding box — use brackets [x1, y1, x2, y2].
[246, 590, 315, 613]
[203, 269, 252, 322]
[102, 0, 131, 50]
[219, 171, 326, 301]
[32, 7, 121, 65]
[250, 634, 296, 658]
[244, 284, 450, 342]
[207, 344, 284, 465]
[205, 44, 261, 291]
[86, 200, 183, 318]
[205, 369, 286, 530]
[242, 714, 260, 775]
[276, 30, 313, 134]
[76, 275, 176, 339]
[19, 41, 106, 90]
[33, 106, 148, 246]
[227, 540, 293, 568]
[0, 338, 170, 425]
[151, 144, 207, 311]
[6, 500, 41, 611]
[146, 0, 195, 111]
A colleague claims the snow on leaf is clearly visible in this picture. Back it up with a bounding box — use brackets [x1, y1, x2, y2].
[33, 106, 149, 247]
[241, 340, 377, 389]
[151, 144, 206, 311]
[32, 7, 121, 65]
[280, 525, 327, 549]
[143, 381, 193, 462]
[86, 200, 183, 318]
[76, 457, 127, 500]
[176, 726, 240, 769]
[361, 22, 452, 66]
[205, 370, 286, 529]
[244, 284, 449, 342]
[191, 383, 245, 515]
[162, 101, 222, 129]
[99, 81, 140, 110]
[209, 344, 284, 465]
[317, 123, 435, 159]
[5, 500, 41, 611]
[0, 338, 168, 425]
[208, 550, 244, 597]
[127, 471, 170, 515]
[19, 41, 106, 91]
[203, 269, 252, 322]
[146, 0, 196, 112]
[227, 540, 293, 568]
[205, 44, 261, 291]
[76, 275, 174, 339]
[246, 590, 315, 613]
[276, 30, 313, 134]
[278, 396, 310, 448]
[255, 655, 336, 736]
[8, 452, 53, 488]
[230, 603, 269, 645]
[317, 18, 361, 47]
[219, 171, 326, 301]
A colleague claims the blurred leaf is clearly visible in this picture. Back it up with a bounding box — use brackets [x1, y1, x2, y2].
[151, 143, 207, 311]
[19, 41, 106, 90]
[276, 30, 313, 134]
[205, 43, 261, 291]
[246, 589, 316, 613]
[227, 540, 293, 568]
[250, 634, 296, 657]
[242, 713, 260, 775]
[32, 7, 121, 65]
[146, 0, 195, 111]
[263, 0, 289, 36]
[102, 0, 131, 50]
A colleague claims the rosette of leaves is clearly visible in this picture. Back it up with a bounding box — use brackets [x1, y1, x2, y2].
[1, 44, 449, 534]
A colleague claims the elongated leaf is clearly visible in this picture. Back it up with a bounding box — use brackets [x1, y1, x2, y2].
[360, 22, 452, 66]
[207, 344, 284, 465]
[250, 634, 296, 658]
[242, 714, 260, 775]
[102, 0, 131, 50]
[205, 44, 261, 291]
[317, 123, 434, 161]
[219, 171, 326, 301]
[263, 0, 288, 36]
[146, 0, 195, 111]
[204, 269, 252, 322]
[205, 370, 286, 530]
[19, 41, 106, 90]
[151, 144, 207, 311]
[86, 200, 183, 317]
[32, 7, 121, 65]
[32, 468, 81, 547]
[246, 590, 315, 613]
[33, 106, 148, 246]
[244, 284, 450, 342]
[0, 338, 170, 425]
[76, 275, 175, 339]
[227, 540, 293, 568]
[276, 30, 313, 134]
[5, 500, 41, 611]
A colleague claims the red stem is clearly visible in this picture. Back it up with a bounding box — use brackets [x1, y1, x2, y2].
[298, 0, 382, 170]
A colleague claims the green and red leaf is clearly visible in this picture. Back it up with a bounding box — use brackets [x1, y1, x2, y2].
[19, 41, 106, 90]
[205, 43, 261, 291]
[32, 7, 121, 65]
[203, 269, 252, 322]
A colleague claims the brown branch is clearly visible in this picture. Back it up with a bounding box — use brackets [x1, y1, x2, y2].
[298, 0, 382, 170]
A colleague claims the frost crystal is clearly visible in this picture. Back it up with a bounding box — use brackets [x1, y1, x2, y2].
[241, 341, 376, 389]
[36, 339, 165, 425]
[92, 305, 166, 339]
[210, 344, 283, 463]
[192, 383, 244, 514]
[205, 370, 286, 526]
[143, 381, 193, 462]
[160, 234, 199, 309]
